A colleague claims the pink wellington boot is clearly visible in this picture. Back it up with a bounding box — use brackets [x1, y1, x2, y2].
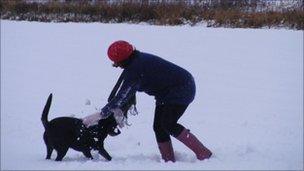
[176, 129, 212, 160]
[157, 141, 176, 162]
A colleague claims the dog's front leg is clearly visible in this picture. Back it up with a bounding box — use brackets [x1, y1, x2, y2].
[82, 149, 94, 160]
[98, 146, 112, 161]
[97, 138, 112, 161]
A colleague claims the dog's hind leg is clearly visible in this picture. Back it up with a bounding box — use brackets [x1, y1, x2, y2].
[46, 146, 54, 159]
[55, 147, 69, 161]
[82, 149, 93, 160]
[43, 133, 53, 159]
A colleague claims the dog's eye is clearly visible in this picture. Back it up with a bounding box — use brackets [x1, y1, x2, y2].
[114, 128, 120, 134]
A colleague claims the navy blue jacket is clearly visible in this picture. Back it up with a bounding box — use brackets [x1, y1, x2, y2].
[101, 51, 196, 117]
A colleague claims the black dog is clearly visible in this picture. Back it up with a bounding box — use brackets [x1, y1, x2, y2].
[41, 93, 120, 161]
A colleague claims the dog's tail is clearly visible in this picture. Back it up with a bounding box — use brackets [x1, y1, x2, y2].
[41, 93, 52, 130]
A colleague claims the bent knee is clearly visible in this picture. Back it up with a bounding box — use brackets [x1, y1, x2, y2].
[162, 122, 184, 137]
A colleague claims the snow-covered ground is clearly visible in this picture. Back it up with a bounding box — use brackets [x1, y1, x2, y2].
[1, 20, 303, 170]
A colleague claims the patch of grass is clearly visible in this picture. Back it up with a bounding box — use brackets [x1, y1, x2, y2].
[0, 0, 303, 29]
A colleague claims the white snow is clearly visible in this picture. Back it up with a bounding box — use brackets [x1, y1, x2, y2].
[1, 20, 303, 170]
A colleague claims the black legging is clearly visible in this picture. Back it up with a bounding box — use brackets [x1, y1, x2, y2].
[153, 105, 188, 143]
